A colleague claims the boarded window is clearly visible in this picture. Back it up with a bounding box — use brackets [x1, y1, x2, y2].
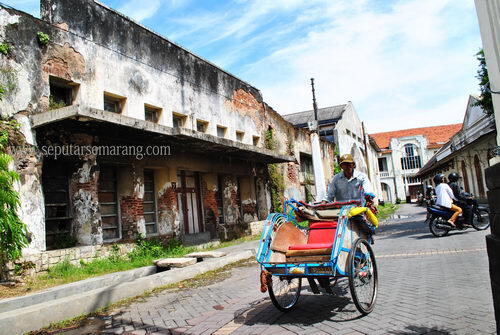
[104, 93, 125, 114]
[145, 105, 161, 123]
[196, 120, 208, 133]
[236, 131, 244, 142]
[143, 169, 158, 235]
[98, 166, 120, 240]
[173, 113, 186, 128]
[42, 160, 71, 250]
[217, 126, 227, 138]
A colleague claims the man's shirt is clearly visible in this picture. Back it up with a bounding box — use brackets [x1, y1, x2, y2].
[449, 182, 467, 201]
[325, 170, 374, 202]
[435, 183, 457, 208]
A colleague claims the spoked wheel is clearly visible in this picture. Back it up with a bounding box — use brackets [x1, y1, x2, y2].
[429, 215, 450, 237]
[268, 276, 302, 312]
[348, 238, 378, 315]
[472, 208, 490, 231]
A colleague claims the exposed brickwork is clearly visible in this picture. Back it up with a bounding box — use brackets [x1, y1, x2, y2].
[120, 196, 144, 239]
[157, 186, 179, 236]
[241, 202, 256, 216]
[203, 189, 218, 220]
[287, 162, 298, 184]
[158, 186, 177, 211]
[42, 43, 86, 81]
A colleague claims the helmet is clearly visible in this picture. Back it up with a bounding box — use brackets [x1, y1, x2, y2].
[426, 185, 433, 190]
[339, 154, 354, 165]
[433, 173, 444, 185]
[448, 172, 460, 182]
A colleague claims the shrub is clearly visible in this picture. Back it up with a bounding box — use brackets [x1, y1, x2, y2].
[0, 43, 10, 55]
[37, 32, 50, 46]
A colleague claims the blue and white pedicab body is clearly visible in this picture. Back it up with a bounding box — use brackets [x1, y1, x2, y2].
[256, 198, 378, 314]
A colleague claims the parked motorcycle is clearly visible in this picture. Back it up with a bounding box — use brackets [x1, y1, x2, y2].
[417, 192, 424, 206]
[426, 195, 490, 237]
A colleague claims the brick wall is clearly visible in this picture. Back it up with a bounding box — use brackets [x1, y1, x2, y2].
[120, 196, 144, 239]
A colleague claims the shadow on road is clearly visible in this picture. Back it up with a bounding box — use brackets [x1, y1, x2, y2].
[235, 279, 365, 327]
[388, 324, 453, 334]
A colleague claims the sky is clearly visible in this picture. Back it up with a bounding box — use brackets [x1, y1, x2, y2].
[2, 0, 483, 133]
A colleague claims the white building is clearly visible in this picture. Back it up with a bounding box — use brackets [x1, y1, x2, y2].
[283, 102, 382, 200]
[417, 96, 496, 201]
[371, 124, 462, 203]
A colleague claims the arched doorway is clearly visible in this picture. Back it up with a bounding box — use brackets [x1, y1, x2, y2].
[381, 183, 392, 203]
[461, 160, 470, 193]
[474, 155, 485, 197]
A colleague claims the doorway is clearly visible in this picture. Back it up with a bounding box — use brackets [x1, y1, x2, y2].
[176, 170, 203, 234]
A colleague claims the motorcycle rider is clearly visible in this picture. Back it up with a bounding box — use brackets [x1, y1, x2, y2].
[425, 185, 436, 205]
[434, 173, 462, 227]
[448, 172, 471, 227]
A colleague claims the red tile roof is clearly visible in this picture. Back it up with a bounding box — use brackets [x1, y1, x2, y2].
[370, 124, 462, 150]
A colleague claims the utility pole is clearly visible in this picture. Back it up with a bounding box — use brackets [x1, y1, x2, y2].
[309, 78, 326, 201]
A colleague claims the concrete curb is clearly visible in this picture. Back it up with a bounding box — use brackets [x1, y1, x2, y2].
[0, 243, 257, 335]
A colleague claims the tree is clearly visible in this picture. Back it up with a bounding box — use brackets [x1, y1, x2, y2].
[0, 121, 28, 280]
[474, 49, 494, 116]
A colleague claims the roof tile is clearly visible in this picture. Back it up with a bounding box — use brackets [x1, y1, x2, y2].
[370, 124, 462, 149]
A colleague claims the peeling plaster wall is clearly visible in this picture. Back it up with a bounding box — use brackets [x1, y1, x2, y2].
[70, 155, 103, 245]
[0, 1, 337, 254]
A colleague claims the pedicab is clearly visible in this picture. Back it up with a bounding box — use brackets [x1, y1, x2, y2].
[256, 196, 379, 314]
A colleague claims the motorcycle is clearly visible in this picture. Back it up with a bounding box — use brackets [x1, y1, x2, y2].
[417, 193, 424, 206]
[426, 195, 490, 237]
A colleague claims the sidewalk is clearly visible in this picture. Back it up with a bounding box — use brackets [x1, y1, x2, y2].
[0, 240, 260, 335]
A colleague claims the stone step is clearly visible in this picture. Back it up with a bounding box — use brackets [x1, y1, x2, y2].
[185, 251, 226, 259]
[154, 257, 197, 268]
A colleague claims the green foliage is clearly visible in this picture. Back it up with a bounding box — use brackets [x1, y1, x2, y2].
[0, 120, 28, 276]
[264, 128, 276, 150]
[49, 96, 67, 110]
[333, 147, 342, 174]
[376, 202, 399, 220]
[37, 32, 50, 46]
[395, 197, 401, 204]
[13, 261, 35, 276]
[0, 66, 18, 101]
[474, 49, 494, 116]
[0, 43, 10, 55]
[268, 164, 284, 212]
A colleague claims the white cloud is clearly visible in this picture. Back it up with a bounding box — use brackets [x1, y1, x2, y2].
[235, 0, 481, 132]
[118, 0, 162, 21]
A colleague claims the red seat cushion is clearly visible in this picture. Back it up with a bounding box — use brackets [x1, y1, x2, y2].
[309, 221, 337, 229]
[288, 242, 333, 250]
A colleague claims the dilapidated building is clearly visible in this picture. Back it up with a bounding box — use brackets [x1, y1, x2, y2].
[0, 0, 336, 262]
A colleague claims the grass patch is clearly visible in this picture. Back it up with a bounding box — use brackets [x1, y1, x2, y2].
[377, 202, 399, 220]
[1, 235, 261, 299]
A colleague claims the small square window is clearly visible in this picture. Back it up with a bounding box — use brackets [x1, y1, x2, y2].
[196, 120, 208, 133]
[217, 126, 227, 138]
[236, 131, 244, 142]
[172, 113, 186, 128]
[253, 136, 260, 146]
[49, 76, 79, 110]
[104, 92, 126, 114]
[145, 105, 161, 123]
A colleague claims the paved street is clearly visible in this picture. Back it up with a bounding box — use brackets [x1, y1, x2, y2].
[59, 204, 496, 335]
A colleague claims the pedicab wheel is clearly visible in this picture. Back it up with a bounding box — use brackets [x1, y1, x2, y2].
[348, 238, 378, 315]
[471, 208, 490, 231]
[429, 216, 450, 237]
[268, 276, 302, 312]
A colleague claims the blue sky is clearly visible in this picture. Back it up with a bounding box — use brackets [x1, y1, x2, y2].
[2, 0, 483, 133]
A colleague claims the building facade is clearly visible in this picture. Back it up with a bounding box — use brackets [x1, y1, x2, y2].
[283, 102, 382, 201]
[417, 96, 497, 202]
[0, 0, 336, 259]
[371, 124, 462, 202]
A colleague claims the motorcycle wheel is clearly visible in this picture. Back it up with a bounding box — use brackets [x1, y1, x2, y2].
[471, 208, 490, 231]
[429, 215, 450, 237]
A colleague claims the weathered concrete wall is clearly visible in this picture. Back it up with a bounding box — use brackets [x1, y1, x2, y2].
[0, 1, 336, 255]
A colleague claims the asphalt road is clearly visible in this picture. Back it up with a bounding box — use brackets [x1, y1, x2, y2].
[57, 204, 496, 335]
